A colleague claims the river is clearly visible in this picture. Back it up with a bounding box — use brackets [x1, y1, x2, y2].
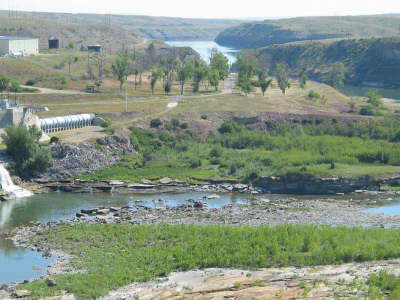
[166, 41, 239, 65]
[0, 191, 249, 285]
[2, 191, 400, 285]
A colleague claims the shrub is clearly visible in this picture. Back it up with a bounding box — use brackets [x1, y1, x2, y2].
[99, 118, 112, 128]
[1, 126, 52, 178]
[25, 79, 37, 86]
[50, 136, 60, 144]
[218, 121, 243, 134]
[9, 80, 22, 93]
[360, 105, 375, 116]
[308, 90, 321, 99]
[187, 157, 202, 168]
[150, 118, 162, 128]
[201, 114, 208, 120]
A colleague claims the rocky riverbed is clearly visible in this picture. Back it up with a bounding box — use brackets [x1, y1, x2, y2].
[3, 195, 400, 299]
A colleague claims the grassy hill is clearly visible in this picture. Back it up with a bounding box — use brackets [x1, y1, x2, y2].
[245, 37, 400, 88]
[0, 15, 158, 52]
[216, 16, 400, 49]
[0, 11, 243, 41]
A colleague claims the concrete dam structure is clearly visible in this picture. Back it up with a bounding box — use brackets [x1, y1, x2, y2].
[39, 114, 96, 133]
[0, 99, 100, 140]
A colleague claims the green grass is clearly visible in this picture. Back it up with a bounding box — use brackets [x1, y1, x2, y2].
[81, 165, 222, 182]
[368, 271, 400, 299]
[22, 224, 400, 299]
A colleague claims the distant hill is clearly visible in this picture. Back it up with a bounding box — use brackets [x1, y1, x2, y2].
[0, 11, 243, 41]
[216, 16, 400, 49]
[0, 15, 156, 52]
[246, 37, 400, 88]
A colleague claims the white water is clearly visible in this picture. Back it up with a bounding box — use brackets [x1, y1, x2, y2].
[0, 164, 33, 199]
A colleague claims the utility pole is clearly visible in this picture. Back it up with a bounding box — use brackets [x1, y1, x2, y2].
[125, 89, 127, 112]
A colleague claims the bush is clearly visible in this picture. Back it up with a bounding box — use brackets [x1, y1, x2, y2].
[50, 136, 60, 144]
[218, 121, 243, 134]
[1, 126, 52, 178]
[308, 90, 321, 99]
[201, 114, 208, 120]
[25, 79, 37, 86]
[360, 105, 375, 116]
[150, 118, 162, 128]
[99, 118, 112, 128]
[9, 80, 22, 93]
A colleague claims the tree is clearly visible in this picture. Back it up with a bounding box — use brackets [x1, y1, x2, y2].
[59, 75, 67, 90]
[66, 55, 75, 74]
[259, 78, 272, 96]
[365, 90, 383, 107]
[328, 62, 346, 87]
[0, 75, 10, 95]
[112, 53, 130, 90]
[210, 50, 229, 81]
[133, 68, 139, 90]
[235, 55, 256, 95]
[164, 81, 172, 95]
[10, 80, 22, 93]
[208, 69, 220, 91]
[150, 70, 160, 94]
[299, 67, 307, 89]
[192, 61, 208, 93]
[1, 125, 52, 178]
[176, 61, 193, 95]
[276, 64, 290, 95]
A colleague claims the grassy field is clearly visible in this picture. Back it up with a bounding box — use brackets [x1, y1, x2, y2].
[22, 224, 400, 299]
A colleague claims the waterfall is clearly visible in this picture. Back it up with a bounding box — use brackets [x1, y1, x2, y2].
[0, 164, 33, 199]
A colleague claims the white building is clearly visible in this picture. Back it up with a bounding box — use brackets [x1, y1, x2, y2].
[0, 36, 39, 56]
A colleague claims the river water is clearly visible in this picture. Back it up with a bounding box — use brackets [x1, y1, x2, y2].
[166, 41, 238, 65]
[0, 191, 249, 285]
[1, 191, 400, 285]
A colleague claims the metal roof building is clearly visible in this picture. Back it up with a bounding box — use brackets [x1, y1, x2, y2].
[0, 36, 39, 56]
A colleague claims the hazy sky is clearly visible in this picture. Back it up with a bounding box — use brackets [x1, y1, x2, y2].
[1, 0, 400, 18]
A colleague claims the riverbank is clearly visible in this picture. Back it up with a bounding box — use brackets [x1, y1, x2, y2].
[3, 193, 400, 298]
[8, 212, 400, 299]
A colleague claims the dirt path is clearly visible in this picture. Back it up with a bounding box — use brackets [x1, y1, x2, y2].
[20, 85, 87, 95]
[49, 126, 106, 144]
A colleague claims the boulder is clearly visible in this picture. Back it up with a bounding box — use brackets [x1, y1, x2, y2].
[109, 180, 124, 186]
[13, 290, 31, 298]
[159, 177, 173, 184]
[97, 209, 110, 215]
[46, 278, 57, 287]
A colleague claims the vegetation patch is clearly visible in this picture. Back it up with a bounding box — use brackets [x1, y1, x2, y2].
[82, 119, 400, 182]
[23, 224, 400, 299]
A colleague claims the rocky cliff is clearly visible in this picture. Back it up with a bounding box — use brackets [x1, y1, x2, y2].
[246, 37, 400, 88]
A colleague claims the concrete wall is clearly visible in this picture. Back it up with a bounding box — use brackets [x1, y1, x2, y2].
[0, 40, 9, 56]
[9, 39, 39, 55]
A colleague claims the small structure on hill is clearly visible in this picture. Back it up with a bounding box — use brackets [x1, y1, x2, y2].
[0, 36, 39, 56]
[48, 38, 60, 49]
[88, 45, 103, 53]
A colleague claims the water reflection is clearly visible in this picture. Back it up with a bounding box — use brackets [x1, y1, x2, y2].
[166, 41, 239, 64]
[0, 197, 29, 229]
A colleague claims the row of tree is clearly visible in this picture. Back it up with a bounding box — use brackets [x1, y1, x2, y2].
[235, 55, 294, 96]
[111, 46, 230, 95]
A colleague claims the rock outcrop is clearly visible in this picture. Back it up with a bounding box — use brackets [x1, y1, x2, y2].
[42, 135, 136, 179]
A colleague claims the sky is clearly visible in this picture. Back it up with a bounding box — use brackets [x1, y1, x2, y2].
[1, 0, 400, 19]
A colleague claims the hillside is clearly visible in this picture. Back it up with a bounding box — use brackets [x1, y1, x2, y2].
[216, 16, 400, 49]
[245, 37, 400, 88]
[0, 11, 243, 41]
[0, 15, 165, 52]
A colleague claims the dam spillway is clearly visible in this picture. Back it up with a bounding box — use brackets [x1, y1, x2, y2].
[39, 113, 96, 133]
